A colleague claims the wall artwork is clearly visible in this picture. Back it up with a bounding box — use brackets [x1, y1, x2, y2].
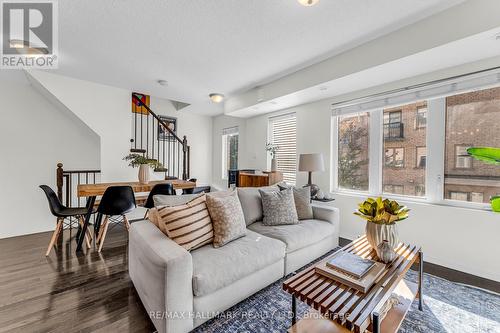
[132, 93, 150, 114]
[158, 115, 177, 141]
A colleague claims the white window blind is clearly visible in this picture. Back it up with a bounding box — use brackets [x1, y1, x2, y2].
[269, 113, 297, 185]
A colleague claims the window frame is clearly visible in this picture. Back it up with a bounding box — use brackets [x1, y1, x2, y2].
[221, 127, 239, 180]
[331, 90, 495, 211]
[454, 144, 473, 169]
[384, 147, 405, 168]
[415, 106, 427, 129]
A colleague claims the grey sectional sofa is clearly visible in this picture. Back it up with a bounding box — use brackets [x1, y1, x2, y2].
[129, 186, 339, 333]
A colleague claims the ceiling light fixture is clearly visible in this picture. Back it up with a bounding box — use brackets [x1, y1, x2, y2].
[298, 0, 319, 7]
[157, 80, 168, 86]
[209, 93, 225, 103]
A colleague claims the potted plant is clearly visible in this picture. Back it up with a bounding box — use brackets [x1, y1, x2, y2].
[123, 153, 163, 184]
[354, 197, 410, 250]
[266, 143, 280, 171]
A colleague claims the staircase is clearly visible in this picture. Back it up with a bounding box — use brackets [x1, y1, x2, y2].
[130, 93, 190, 180]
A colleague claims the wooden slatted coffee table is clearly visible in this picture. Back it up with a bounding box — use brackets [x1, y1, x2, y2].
[283, 235, 423, 333]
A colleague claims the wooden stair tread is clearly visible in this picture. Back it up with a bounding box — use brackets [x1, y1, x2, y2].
[130, 148, 146, 153]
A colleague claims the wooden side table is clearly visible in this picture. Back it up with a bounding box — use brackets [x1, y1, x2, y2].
[283, 236, 423, 333]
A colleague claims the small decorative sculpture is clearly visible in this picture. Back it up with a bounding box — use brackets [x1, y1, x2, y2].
[377, 240, 397, 264]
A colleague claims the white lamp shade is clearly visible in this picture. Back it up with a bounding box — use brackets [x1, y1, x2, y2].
[298, 153, 325, 172]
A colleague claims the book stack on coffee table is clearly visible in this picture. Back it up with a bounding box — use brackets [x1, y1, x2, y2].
[315, 250, 386, 293]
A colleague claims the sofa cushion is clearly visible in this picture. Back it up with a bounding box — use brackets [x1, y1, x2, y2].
[237, 185, 279, 226]
[191, 229, 286, 297]
[153, 193, 203, 207]
[260, 188, 299, 226]
[206, 190, 247, 247]
[153, 195, 214, 251]
[278, 184, 313, 220]
[248, 219, 335, 253]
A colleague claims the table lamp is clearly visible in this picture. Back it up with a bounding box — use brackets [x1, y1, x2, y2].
[298, 153, 325, 198]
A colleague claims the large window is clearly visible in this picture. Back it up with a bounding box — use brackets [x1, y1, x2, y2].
[383, 102, 426, 197]
[222, 127, 238, 179]
[444, 87, 500, 203]
[333, 83, 500, 208]
[269, 113, 297, 184]
[337, 113, 370, 191]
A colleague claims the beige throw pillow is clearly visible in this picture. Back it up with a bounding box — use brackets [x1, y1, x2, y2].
[154, 195, 214, 251]
[278, 184, 313, 220]
[206, 190, 246, 248]
[259, 188, 299, 225]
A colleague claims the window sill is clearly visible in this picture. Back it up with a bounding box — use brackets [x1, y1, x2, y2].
[331, 190, 494, 213]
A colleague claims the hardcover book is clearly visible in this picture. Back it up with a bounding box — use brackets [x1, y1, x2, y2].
[326, 250, 375, 279]
[315, 251, 387, 293]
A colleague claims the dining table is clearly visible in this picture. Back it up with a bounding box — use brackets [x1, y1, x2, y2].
[76, 179, 196, 251]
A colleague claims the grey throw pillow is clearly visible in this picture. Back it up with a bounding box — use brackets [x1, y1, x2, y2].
[237, 185, 279, 226]
[278, 184, 313, 220]
[259, 188, 299, 226]
[206, 191, 247, 247]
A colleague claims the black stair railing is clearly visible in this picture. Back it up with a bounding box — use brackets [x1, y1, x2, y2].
[131, 93, 190, 181]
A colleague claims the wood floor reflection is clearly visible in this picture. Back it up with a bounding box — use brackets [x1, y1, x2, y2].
[0, 226, 155, 333]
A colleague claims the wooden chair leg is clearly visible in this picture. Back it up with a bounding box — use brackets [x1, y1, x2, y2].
[124, 215, 130, 231]
[46, 218, 63, 256]
[78, 216, 92, 249]
[98, 217, 110, 253]
[143, 210, 149, 220]
[96, 216, 108, 244]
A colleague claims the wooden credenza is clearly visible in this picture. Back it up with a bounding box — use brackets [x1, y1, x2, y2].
[238, 171, 283, 187]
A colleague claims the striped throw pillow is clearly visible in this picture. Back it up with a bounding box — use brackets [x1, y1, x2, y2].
[155, 195, 214, 251]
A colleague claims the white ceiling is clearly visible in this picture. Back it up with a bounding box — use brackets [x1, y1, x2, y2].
[53, 0, 465, 116]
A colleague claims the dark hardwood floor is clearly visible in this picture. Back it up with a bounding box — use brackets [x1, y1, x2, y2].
[0, 226, 155, 333]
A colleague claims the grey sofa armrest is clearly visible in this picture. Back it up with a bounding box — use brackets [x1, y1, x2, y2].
[129, 221, 194, 333]
[312, 204, 340, 226]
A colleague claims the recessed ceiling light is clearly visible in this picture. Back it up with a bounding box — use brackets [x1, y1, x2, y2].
[298, 0, 319, 7]
[209, 93, 225, 103]
[157, 80, 168, 86]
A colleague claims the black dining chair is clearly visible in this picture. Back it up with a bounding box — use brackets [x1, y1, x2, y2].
[182, 178, 211, 195]
[142, 183, 176, 219]
[39, 185, 93, 256]
[95, 186, 136, 252]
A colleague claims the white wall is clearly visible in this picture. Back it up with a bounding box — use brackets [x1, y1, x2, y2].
[28, 70, 136, 182]
[0, 71, 100, 238]
[213, 57, 500, 281]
